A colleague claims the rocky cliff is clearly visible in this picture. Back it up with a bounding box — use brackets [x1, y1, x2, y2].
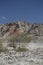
[0, 21, 43, 37]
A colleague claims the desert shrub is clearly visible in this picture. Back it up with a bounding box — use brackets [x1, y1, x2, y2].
[32, 36, 39, 43]
[0, 42, 3, 52]
[0, 39, 4, 52]
[21, 35, 32, 43]
[8, 37, 16, 48]
[0, 39, 8, 53]
[0, 47, 8, 53]
[16, 46, 28, 52]
[8, 42, 16, 48]
[8, 34, 32, 43]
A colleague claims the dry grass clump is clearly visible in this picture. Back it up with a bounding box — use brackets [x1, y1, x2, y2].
[22, 35, 32, 43]
[8, 34, 32, 43]
[16, 45, 28, 52]
[7, 34, 32, 50]
[8, 37, 16, 48]
[0, 39, 8, 53]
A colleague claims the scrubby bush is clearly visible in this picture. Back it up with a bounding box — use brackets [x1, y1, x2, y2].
[22, 35, 32, 43]
[16, 46, 28, 52]
[0, 39, 4, 52]
[8, 34, 32, 43]
[0, 39, 8, 53]
[7, 34, 32, 50]
[0, 47, 8, 53]
[8, 42, 16, 48]
[8, 37, 16, 48]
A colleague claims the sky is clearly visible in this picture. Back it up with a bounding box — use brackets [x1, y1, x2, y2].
[0, 0, 43, 24]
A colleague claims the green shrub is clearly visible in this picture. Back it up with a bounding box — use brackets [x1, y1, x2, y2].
[16, 46, 28, 52]
[0, 48, 8, 53]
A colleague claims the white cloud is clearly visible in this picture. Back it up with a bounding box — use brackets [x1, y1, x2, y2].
[2, 16, 7, 20]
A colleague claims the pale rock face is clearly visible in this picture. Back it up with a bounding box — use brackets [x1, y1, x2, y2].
[0, 21, 43, 37]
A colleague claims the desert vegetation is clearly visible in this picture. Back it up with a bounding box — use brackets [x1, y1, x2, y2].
[0, 39, 8, 53]
[16, 46, 28, 52]
[8, 34, 32, 43]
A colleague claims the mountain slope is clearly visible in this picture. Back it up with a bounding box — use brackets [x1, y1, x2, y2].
[0, 21, 43, 37]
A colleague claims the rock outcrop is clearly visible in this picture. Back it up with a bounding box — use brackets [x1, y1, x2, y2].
[0, 21, 43, 37]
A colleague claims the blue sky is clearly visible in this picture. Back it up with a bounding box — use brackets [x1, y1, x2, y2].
[0, 0, 43, 24]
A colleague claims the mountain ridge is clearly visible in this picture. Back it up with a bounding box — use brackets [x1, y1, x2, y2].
[0, 21, 43, 37]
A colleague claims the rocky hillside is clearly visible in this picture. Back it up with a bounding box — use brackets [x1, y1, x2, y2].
[0, 21, 43, 37]
[0, 21, 43, 65]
